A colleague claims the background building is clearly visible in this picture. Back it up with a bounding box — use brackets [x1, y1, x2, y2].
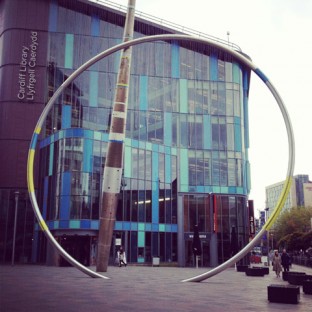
[0, 0, 252, 267]
[265, 174, 312, 219]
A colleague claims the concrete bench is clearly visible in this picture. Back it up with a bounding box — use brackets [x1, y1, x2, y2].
[282, 271, 306, 281]
[288, 273, 309, 286]
[252, 266, 269, 275]
[245, 267, 265, 277]
[302, 280, 312, 295]
[236, 265, 249, 272]
[268, 284, 300, 304]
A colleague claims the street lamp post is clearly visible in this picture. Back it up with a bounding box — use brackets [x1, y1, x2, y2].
[11, 191, 19, 265]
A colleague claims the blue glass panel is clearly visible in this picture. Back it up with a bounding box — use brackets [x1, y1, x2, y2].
[152, 223, 158, 231]
[123, 222, 131, 230]
[65, 34, 74, 69]
[114, 221, 122, 230]
[179, 79, 188, 113]
[59, 220, 69, 229]
[54, 221, 59, 229]
[228, 186, 237, 194]
[49, 143, 54, 176]
[152, 152, 159, 182]
[131, 222, 138, 231]
[171, 42, 180, 78]
[69, 220, 80, 229]
[140, 76, 148, 111]
[210, 54, 218, 81]
[91, 15, 100, 36]
[165, 154, 171, 184]
[60, 196, 70, 220]
[72, 128, 83, 137]
[91, 220, 99, 229]
[62, 105, 71, 129]
[83, 139, 93, 173]
[65, 129, 73, 137]
[179, 148, 188, 187]
[171, 224, 178, 232]
[81, 220, 91, 229]
[48, 0, 58, 32]
[203, 115, 212, 149]
[124, 146, 131, 178]
[145, 223, 152, 231]
[89, 72, 99, 107]
[61, 172, 71, 196]
[138, 231, 145, 247]
[43, 177, 48, 219]
[152, 181, 159, 223]
[165, 224, 172, 232]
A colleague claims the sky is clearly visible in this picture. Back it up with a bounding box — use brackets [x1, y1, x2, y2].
[108, 0, 312, 214]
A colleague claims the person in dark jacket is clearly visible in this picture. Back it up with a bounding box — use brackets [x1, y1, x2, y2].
[281, 248, 290, 272]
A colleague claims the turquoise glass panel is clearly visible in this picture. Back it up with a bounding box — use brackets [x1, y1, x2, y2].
[171, 42, 180, 78]
[83, 139, 93, 172]
[234, 121, 242, 152]
[152, 151, 159, 182]
[49, 143, 54, 176]
[138, 231, 145, 247]
[152, 181, 159, 223]
[89, 72, 99, 107]
[165, 224, 171, 232]
[69, 220, 80, 229]
[179, 79, 188, 113]
[164, 112, 172, 146]
[94, 131, 101, 140]
[159, 224, 165, 232]
[165, 154, 171, 184]
[233, 63, 240, 83]
[179, 148, 188, 187]
[203, 115, 212, 149]
[61, 105, 71, 129]
[48, 0, 58, 32]
[91, 15, 100, 36]
[124, 146, 131, 178]
[138, 223, 145, 231]
[140, 76, 148, 111]
[65, 34, 74, 69]
[210, 54, 218, 81]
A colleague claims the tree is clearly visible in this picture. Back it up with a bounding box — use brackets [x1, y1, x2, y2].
[273, 206, 312, 251]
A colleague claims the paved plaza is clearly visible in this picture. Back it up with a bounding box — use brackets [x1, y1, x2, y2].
[1, 263, 312, 312]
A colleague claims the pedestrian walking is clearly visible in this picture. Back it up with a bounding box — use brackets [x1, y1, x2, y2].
[281, 248, 290, 272]
[117, 246, 127, 267]
[272, 250, 282, 277]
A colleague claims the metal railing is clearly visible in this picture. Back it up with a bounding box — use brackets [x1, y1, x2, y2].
[87, 0, 242, 51]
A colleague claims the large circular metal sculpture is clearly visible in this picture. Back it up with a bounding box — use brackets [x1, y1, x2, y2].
[27, 34, 295, 281]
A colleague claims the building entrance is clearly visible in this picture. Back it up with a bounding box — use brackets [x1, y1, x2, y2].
[184, 240, 210, 267]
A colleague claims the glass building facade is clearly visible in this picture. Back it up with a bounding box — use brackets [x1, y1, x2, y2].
[0, 0, 252, 267]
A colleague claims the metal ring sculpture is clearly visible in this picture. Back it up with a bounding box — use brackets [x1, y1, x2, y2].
[27, 34, 295, 281]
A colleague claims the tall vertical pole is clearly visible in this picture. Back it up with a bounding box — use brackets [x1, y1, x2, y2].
[11, 191, 19, 265]
[96, 0, 136, 272]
